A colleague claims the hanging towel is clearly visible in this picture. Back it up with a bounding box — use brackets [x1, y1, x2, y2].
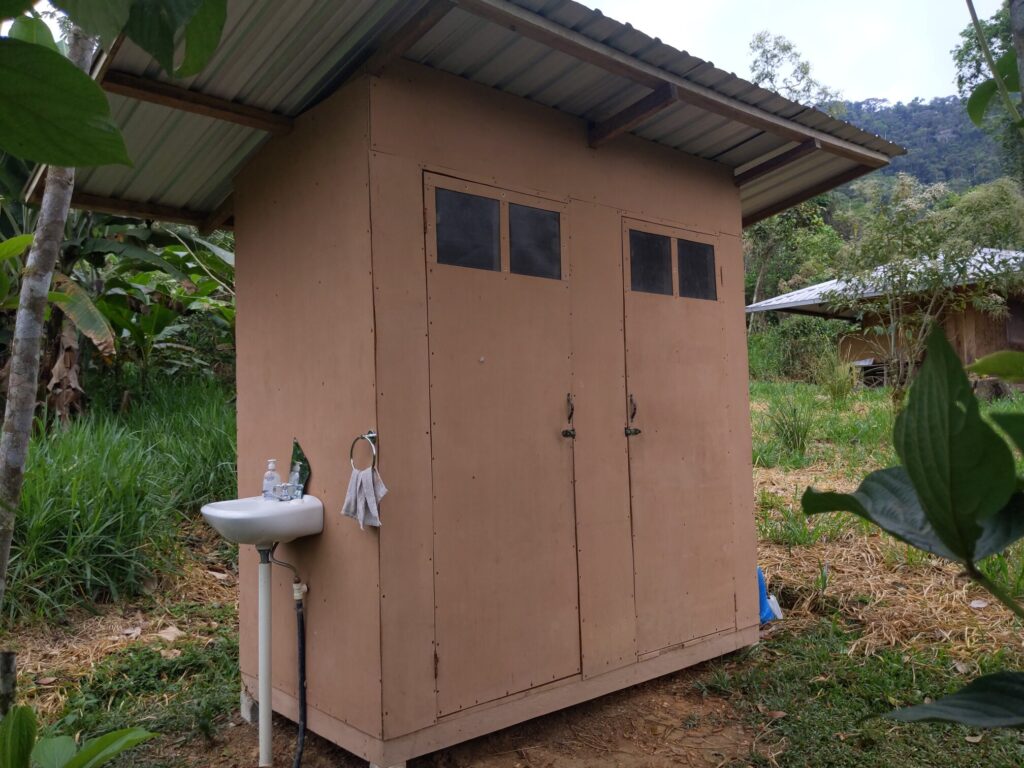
[342, 467, 388, 529]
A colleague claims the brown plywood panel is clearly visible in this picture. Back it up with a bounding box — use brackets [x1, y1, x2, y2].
[567, 200, 637, 677]
[370, 151, 438, 738]
[622, 218, 737, 655]
[426, 176, 580, 715]
[234, 76, 383, 738]
[718, 233, 758, 630]
[370, 61, 740, 239]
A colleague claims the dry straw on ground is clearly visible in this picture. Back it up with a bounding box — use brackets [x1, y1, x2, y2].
[756, 467, 1024, 662]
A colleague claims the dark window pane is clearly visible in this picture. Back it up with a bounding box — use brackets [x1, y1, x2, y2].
[678, 238, 717, 300]
[436, 188, 500, 271]
[629, 230, 672, 295]
[510, 203, 561, 279]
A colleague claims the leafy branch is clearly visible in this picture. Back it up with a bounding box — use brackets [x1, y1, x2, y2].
[803, 328, 1024, 726]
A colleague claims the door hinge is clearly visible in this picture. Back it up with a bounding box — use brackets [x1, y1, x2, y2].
[434, 650, 439, 680]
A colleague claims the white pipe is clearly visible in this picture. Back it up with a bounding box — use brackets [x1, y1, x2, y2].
[258, 548, 273, 767]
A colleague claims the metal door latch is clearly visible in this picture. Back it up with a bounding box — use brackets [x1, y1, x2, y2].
[562, 428, 576, 439]
[624, 427, 642, 436]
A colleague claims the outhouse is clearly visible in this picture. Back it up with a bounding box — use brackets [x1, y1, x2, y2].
[51, 1, 902, 764]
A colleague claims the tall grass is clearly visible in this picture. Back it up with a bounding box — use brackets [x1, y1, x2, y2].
[6, 380, 236, 621]
[814, 348, 856, 405]
[765, 394, 815, 460]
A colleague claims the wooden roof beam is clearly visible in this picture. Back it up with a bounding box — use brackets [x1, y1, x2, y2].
[741, 165, 875, 227]
[363, 0, 454, 75]
[102, 71, 293, 135]
[452, 0, 894, 168]
[67, 191, 209, 227]
[588, 83, 678, 148]
[734, 139, 820, 187]
[200, 194, 234, 234]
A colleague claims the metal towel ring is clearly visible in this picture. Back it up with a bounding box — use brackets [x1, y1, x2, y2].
[350, 431, 378, 471]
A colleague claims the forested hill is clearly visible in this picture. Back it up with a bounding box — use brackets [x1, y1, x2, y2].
[841, 96, 1006, 187]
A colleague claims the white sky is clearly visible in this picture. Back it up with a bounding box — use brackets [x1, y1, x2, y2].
[586, 0, 1004, 103]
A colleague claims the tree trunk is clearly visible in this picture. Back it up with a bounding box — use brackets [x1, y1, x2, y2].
[0, 29, 93, 614]
[1011, 0, 1024, 100]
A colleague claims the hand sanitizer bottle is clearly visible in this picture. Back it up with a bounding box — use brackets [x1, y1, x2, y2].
[288, 461, 302, 499]
[262, 459, 280, 500]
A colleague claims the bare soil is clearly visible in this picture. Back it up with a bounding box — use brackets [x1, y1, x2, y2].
[149, 668, 755, 768]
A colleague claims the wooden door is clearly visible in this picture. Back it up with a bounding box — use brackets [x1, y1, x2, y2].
[621, 217, 737, 656]
[425, 174, 580, 716]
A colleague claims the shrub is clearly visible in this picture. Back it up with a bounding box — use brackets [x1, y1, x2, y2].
[5, 380, 236, 621]
[748, 315, 849, 381]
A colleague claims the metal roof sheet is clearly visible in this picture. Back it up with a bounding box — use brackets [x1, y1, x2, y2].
[746, 249, 1024, 316]
[54, 0, 905, 227]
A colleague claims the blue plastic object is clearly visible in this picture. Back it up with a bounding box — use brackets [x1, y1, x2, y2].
[757, 567, 775, 624]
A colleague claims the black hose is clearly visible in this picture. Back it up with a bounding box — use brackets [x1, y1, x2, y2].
[293, 591, 307, 768]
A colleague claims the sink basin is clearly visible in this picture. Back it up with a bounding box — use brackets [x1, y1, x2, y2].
[201, 495, 324, 547]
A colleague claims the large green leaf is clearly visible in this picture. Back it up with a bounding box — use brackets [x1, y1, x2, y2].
[0, 234, 33, 261]
[805, 458, 1024, 563]
[966, 50, 1019, 126]
[8, 15, 58, 52]
[887, 672, 1024, 727]
[0, 705, 37, 768]
[50, 274, 116, 358]
[124, 0, 203, 75]
[31, 736, 77, 768]
[968, 350, 1024, 382]
[0, 1, 31, 20]
[967, 80, 998, 126]
[175, 0, 226, 78]
[0, 39, 130, 167]
[804, 467, 959, 560]
[62, 728, 153, 768]
[893, 329, 1016, 556]
[81, 238, 190, 283]
[138, 303, 180, 338]
[52, 1, 133, 50]
[187, 234, 234, 266]
[992, 412, 1024, 456]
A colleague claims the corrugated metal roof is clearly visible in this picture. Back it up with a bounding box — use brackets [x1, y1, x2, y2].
[58, 0, 905, 227]
[746, 250, 1024, 317]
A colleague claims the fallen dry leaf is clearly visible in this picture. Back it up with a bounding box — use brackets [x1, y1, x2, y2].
[122, 627, 142, 640]
[160, 648, 182, 659]
[156, 626, 185, 643]
[969, 599, 989, 610]
[765, 711, 787, 719]
[35, 677, 57, 686]
[206, 570, 230, 581]
[953, 661, 971, 675]
[965, 734, 983, 744]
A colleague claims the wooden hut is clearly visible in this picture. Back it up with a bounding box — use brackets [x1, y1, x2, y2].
[41, 2, 903, 764]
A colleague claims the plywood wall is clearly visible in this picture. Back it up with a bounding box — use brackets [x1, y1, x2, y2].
[368, 61, 754, 738]
[234, 77, 383, 739]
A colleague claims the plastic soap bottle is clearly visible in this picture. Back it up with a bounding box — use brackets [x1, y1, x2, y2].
[288, 461, 302, 499]
[262, 459, 281, 499]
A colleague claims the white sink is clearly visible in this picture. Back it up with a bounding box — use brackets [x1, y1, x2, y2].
[200, 495, 324, 547]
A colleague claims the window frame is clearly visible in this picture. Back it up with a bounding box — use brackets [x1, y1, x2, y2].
[621, 217, 721, 301]
[425, 171, 568, 281]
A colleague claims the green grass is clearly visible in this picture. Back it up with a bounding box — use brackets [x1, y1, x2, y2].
[4, 380, 236, 621]
[700, 620, 1024, 767]
[56, 600, 239, 744]
[750, 381, 896, 472]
